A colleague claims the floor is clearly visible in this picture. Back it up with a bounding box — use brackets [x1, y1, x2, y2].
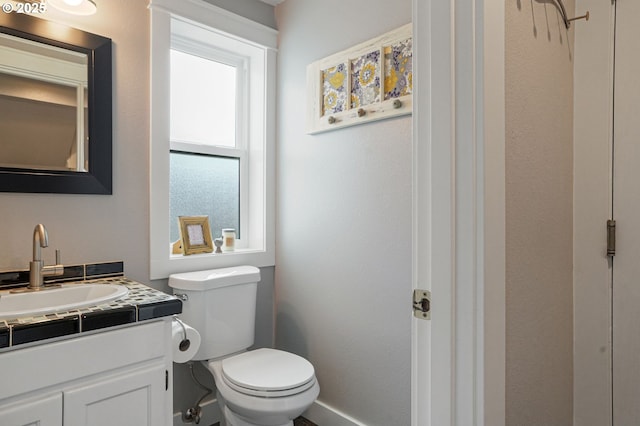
[211, 417, 316, 426]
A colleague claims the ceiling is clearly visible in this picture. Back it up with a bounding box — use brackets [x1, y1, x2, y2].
[258, 0, 285, 5]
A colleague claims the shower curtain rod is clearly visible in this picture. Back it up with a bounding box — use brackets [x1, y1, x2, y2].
[555, 0, 590, 29]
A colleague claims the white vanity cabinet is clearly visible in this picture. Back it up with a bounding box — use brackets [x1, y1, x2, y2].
[63, 362, 166, 426]
[0, 393, 62, 426]
[0, 319, 173, 426]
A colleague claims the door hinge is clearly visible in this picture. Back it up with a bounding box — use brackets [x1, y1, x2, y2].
[413, 289, 431, 320]
[607, 219, 616, 257]
[165, 370, 169, 391]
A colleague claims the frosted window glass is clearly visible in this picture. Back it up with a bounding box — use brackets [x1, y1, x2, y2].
[170, 151, 240, 242]
[170, 49, 237, 147]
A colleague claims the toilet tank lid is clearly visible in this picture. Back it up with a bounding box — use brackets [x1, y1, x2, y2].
[168, 266, 260, 291]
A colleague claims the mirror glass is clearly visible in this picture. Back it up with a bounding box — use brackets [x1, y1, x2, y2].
[0, 12, 112, 194]
[0, 32, 89, 172]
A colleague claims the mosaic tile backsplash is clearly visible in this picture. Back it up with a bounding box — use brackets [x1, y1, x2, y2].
[0, 261, 124, 290]
[0, 262, 181, 350]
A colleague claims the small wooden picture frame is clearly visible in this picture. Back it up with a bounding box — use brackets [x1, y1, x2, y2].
[178, 216, 213, 255]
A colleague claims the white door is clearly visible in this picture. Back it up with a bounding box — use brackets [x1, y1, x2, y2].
[412, 1, 504, 425]
[63, 364, 166, 426]
[612, 0, 640, 423]
[0, 393, 62, 426]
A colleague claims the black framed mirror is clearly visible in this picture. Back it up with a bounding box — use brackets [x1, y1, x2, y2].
[0, 12, 112, 194]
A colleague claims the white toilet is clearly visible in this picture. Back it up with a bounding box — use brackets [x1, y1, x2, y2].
[169, 266, 319, 426]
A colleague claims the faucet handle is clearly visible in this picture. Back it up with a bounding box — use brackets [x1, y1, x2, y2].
[42, 249, 64, 278]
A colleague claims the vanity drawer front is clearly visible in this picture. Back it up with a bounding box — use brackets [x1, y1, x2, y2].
[0, 320, 169, 401]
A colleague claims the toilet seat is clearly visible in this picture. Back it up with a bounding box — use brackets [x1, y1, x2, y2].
[221, 348, 316, 398]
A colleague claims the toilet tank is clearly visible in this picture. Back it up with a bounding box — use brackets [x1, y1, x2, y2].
[169, 266, 260, 361]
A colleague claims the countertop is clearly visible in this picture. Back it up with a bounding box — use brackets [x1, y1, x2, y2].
[0, 277, 182, 350]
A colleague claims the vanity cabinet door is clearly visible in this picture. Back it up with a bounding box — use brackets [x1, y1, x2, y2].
[0, 392, 62, 426]
[63, 362, 167, 426]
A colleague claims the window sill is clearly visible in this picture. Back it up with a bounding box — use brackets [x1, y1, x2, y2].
[150, 248, 274, 280]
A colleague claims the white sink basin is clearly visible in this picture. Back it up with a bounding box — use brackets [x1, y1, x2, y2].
[0, 284, 129, 320]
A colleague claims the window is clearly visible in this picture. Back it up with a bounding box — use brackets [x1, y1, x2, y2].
[169, 46, 245, 243]
[150, 0, 277, 279]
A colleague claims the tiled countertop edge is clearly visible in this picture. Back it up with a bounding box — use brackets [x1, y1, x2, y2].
[0, 276, 182, 350]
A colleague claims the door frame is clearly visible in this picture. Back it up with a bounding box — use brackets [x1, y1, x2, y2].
[572, 0, 616, 423]
[411, 1, 505, 425]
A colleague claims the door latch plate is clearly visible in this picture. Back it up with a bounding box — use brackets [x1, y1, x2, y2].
[413, 289, 431, 320]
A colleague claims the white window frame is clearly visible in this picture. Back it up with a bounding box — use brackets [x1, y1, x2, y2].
[149, 0, 277, 279]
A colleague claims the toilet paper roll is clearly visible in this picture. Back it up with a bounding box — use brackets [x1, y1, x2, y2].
[171, 318, 201, 363]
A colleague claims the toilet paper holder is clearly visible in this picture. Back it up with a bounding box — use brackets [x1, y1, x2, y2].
[174, 317, 191, 352]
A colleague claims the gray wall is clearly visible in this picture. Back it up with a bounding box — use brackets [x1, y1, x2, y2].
[0, 0, 275, 419]
[274, 1, 412, 425]
[203, 0, 276, 29]
[505, 0, 574, 424]
[0, 0, 152, 280]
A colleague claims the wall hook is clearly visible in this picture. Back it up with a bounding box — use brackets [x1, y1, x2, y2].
[555, 0, 589, 29]
[567, 11, 589, 26]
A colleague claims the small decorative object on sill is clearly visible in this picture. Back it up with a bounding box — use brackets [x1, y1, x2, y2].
[171, 239, 183, 255]
[214, 238, 223, 254]
[222, 228, 236, 252]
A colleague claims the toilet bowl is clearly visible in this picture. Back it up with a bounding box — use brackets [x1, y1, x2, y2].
[206, 348, 320, 426]
[169, 266, 319, 426]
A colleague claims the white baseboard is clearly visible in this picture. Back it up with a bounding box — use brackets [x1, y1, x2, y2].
[173, 398, 366, 426]
[173, 398, 221, 426]
[303, 400, 368, 426]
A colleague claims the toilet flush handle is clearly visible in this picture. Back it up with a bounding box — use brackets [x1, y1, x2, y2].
[175, 293, 189, 302]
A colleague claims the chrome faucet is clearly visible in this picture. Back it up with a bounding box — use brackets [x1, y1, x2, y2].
[28, 224, 64, 291]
